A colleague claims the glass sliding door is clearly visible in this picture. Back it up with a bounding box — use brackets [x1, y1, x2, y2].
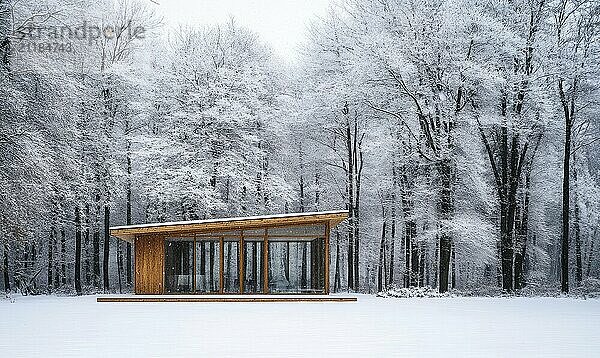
[164, 238, 194, 293]
[195, 239, 220, 293]
[268, 239, 325, 293]
[268, 241, 301, 293]
[309, 238, 326, 292]
[223, 240, 240, 293]
[243, 240, 264, 293]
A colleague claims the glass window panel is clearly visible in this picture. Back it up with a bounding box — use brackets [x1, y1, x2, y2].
[195, 240, 220, 293]
[243, 228, 265, 236]
[267, 239, 325, 294]
[223, 240, 239, 293]
[243, 241, 264, 293]
[197, 230, 240, 237]
[164, 238, 194, 293]
[267, 224, 326, 238]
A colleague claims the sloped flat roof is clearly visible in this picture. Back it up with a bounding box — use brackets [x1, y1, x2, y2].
[110, 210, 349, 243]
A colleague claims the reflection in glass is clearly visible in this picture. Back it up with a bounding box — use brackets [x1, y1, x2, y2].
[195, 240, 220, 293]
[268, 239, 325, 293]
[243, 240, 264, 293]
[165, 239, 194, 293]
[223, 240, 239, 293]
[267, 224, 326, 238]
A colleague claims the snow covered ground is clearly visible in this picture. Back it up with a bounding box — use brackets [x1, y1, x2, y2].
[2, 294, 600, 357]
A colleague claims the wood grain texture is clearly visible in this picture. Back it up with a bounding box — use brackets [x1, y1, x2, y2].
[111, 211, 348, 242]
[134, 237, 164, 294]
[97, 296, 357, 303]
[325, 222, 331, 294]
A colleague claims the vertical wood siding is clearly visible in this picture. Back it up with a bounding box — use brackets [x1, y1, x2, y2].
[135, 237, 164, 294]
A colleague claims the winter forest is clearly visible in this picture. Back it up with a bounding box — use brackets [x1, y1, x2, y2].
[1, 0, 600, 297]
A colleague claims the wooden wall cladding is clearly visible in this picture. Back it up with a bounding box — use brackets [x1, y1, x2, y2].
[135, 237, 164, 294]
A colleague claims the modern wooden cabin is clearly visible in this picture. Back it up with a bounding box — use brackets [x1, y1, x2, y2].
[110, 210, 348, 295]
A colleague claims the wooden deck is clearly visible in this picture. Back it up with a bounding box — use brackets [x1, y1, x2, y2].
[97, 295, 357, 303]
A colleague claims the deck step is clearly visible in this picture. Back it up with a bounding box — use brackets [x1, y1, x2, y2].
[97, 296, 357, 303]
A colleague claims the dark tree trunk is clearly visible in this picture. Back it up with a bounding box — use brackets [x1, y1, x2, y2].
[314, 171, 320, 210]
[411, 237, 419, 287]
[103, 204, 110, 292]
[54, 232, 60, 287]
[399, 165, 416, 288]
[389, 193, 396, 285]
[514, 205, 527, 290]
[378, 218, 387, 292]
[419, 244, 425, 287]
[84, 204, 91, 285]
[586, 241, 595, 278]
[334, 231, 341, 293]
[559, 78, 572, 293]
[93, 195, 101, 288]
[3, 243, 9, 292]
[47, 230, 54, 291]
[451, 243, 456, 289]
[514, 151, 535, 290]
[404, 227, 411, 287]
[301, 243, 308, 289]
[60, 228, 66, 285]
[299, 148, 305, 213]
[344, 103, 355, 291]
[284, 242, 290, 282]
[126, 144, 133, 285]
[353, 120, 362, 291]
[75, 206, 82, 295]
[573, 156, 582, 286]
[251, 242, 258, 292]
[434, 240, 439, 288]
[209, 241, 215, 291]
[116, 241, 123, 294]
[437, 158, 454, 293]
[389, 163, 397, 285]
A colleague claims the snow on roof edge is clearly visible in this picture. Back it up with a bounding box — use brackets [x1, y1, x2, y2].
[110, 209, 349, 231]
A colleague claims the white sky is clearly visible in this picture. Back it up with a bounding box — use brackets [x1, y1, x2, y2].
[153, 0, 331, 62]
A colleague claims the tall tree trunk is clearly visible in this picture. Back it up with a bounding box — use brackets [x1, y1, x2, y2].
[60, 228, 66, 285]
[514, 163, 532, 290]
[47, 230, 54, 291]
[419, 244, 425, 287]
[209, 241, 215, 291]
[117, 241, 123, 294]
[126, 140, 133, 285]
[3, 243, 9, 292]
[314, 170, 321, 210]
[299, 146, 305, 212]
[411, 237, 419, 287]
[334, 231, 341, 293]
[378, 218, 387, 292]
[437, 158, 454, 293]
[284, 242, 290, 282]
[54, 231, 60, 288]
[573, 153, 582, 286]
[404, 227, 411, 287]
[434, 240, 439, 289]
[559, 78, 572, 293]
[75, 206, 82, 295]
[389, 187, 396, 285]
[344, 103, 355, 291]
[301, 243, 308, 289]
[251, 242, 257, 292]
[451, 243, 456, 289]
[586, 235, 595, 278]
[103, 204, 110, 292]
[84, 204, 91, 285]
[353, 120, 362, 291]
[93, 195, 101, 288]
